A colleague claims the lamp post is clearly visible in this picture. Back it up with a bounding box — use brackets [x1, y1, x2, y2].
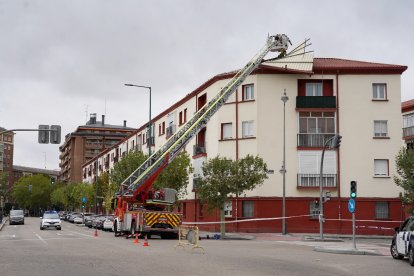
[280, 89, 288, 235]
[124, 83, 152, 157]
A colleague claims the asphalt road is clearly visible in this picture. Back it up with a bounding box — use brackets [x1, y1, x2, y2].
[0, 217, 412, 276]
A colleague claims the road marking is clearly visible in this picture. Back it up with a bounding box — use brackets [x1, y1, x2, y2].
[34, 232, 48, 245]
[63, 229, 95, 238]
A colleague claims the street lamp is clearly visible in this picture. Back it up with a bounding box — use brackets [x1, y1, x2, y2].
[124, 83, 152, 157]
[280, 89, 288, 235]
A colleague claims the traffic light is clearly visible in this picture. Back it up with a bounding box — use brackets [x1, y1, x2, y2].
[314, 198, 320, 209]
[350, 181, 357, 199]
[38, 125, 49, 144]
[50, 177, 56, 186]
[331, 134, 342, 149]
[50, 125, 61, 144]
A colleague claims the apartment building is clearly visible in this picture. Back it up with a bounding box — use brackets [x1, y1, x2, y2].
[402, 99, 414, 149]
[0, 127, 14, 190]
[83, 57, 407, 235]
[59, 114, 136, 183]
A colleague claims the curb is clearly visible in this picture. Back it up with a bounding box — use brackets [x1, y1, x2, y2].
[314, 246, 382, 256]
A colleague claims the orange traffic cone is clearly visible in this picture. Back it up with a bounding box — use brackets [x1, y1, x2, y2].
[133, 233, 140, 244]
[94, 228, 98, 237]
[143, 235, 149, 246]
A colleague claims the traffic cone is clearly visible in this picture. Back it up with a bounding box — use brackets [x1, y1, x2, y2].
[94, 228, 98, 237]
[133, 233, 140, 244]
[143, 235, 149, 246]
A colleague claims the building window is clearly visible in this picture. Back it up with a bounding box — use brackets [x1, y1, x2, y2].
[243, 84, 254, 100]
[182, 202, 186, 218]
[199, 203, 204, 217]
[375, 202, 389, 219]
[242, 201, 254, 218]
[179, 111, 183, 125]
[298, 112, 335, 147]
[309, 200, 320, 219]
[374, 159, 389, 176]
[221, 123, 232, 140]
[224, 201, 232, 218]
[306, 83, 322, 96]
[373, 83, 387, 100]
[242, 120, 254, 138]
[298, 151, 337, 188]
[374, 120, 388, 137]
[184, 108, 187, 123]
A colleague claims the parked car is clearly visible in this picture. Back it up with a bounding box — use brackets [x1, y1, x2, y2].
[58, 211, 67, 220]
[40, 211, 61, 230]
[390, 215, 414, 266]
[9, 209, 25, 225]
[102, 215, 114, 232]
[92, 215, 107, 229]
[68, 213, 80, 223]
[74, 216, 83, 224]
[84, 214, 98, 228]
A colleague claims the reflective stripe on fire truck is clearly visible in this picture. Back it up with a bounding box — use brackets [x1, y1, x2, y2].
[144, 213, 181, 227]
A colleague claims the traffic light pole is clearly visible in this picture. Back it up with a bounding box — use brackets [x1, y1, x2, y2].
[352, 212, 356, 249]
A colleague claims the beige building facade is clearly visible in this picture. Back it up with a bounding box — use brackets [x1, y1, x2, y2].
[83, 58, 407, 234]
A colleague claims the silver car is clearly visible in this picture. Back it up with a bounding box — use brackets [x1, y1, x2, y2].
[9, 210, 25, 225]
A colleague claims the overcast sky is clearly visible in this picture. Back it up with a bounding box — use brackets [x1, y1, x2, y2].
[1, 0, 413, 171]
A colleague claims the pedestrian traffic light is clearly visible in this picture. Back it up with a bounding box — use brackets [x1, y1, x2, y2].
[314, 198, 320, 209]
[350, 181, 357, 199]
[331, 134, 342, 149]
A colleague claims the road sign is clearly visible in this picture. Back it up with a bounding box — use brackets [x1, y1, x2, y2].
[82, 197, 87, 203]
[348, 198, 356, 213]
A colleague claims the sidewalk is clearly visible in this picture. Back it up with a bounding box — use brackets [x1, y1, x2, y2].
[0, 217, 7, 231]
[200, 232, 392, 256]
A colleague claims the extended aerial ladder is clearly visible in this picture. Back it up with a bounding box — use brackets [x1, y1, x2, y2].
[119, 34, 294, 200]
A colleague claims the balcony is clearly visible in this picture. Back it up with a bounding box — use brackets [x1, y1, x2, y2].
[297, 174, 337, 188]
[297, 133, 335, 147]
[296, 96, 336, 108]
[193, 144, 206, 156]
[403, 126, 414, 138]
[166, 125, 177, 139]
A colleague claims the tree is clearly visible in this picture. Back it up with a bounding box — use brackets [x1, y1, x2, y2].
[109, 151, 148, 191]
[12, 174, 52, 214]
[108, 150, 193, 207]
[394, 148, 414, 212]
[197, 155, 268, 238]
[154, 151, 193, 198]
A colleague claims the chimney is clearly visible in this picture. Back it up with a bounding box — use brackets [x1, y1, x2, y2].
[89, 113, 97, 125]
[102, 115, 105, 126]
[123, 120, 127, 127]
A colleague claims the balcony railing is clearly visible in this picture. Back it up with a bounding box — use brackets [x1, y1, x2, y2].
[166, 125, 177, 139]
[403, 126, 414, 138]
[193, 144, 206, 156]
[296, 96, 336, 108]
[297, 174, 337, 188]
[297, 133, 335, 147]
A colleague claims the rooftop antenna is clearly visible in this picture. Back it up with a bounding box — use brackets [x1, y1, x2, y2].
[85, 105, 89, 123]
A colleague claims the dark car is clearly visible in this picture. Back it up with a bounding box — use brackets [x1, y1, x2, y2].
[92, 215, 107, 229]
[390, 215, 414, 266]
[84, 214, 97, 228]
[9, 209, 25, 225]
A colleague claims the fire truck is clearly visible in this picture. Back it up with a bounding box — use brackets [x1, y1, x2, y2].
[113, 33, 300, 239]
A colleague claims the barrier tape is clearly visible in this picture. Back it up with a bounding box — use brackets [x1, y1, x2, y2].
[182, 214, 403, 226]
[183, 214, 312, 225]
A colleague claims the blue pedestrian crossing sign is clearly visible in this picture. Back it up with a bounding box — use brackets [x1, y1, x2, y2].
[82, 197, 87, 203]
[348, 198, 356, 213]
